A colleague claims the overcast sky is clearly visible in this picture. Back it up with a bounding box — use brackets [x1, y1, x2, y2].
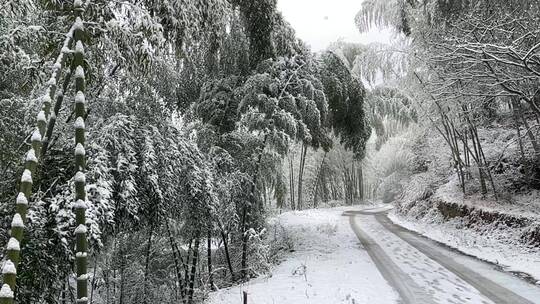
[277, 0, 392, 52]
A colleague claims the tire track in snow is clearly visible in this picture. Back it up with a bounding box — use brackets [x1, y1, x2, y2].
[347, 215, 436, 304]
[374, 213, 538, 304]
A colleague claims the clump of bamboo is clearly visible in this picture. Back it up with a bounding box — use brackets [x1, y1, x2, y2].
[0, 44, 50, 304]
[0, 1, 90, 303]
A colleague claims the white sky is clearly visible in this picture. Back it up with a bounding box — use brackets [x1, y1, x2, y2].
[277, 0, 392, 52]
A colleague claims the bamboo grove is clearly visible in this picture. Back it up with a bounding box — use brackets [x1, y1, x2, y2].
[0, 0, 373, 302]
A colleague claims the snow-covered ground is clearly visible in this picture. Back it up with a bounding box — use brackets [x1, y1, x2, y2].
[390, 208, 540, 283]
[208, 204, 540, 304]
[392, 171, 540, 283]
[355, 213, 494, 303]
[207, 206, 399, 304]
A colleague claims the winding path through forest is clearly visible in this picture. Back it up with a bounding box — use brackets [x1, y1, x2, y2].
[345, 207, 540, 304]
[209, 205, 540, 304]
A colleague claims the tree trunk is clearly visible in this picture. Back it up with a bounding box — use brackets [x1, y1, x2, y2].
[112, 269, 116, 304]
[449, 123, 466, 193]
[288, 155, 295, 210]
[358, 165, 364, 202]
[463, 130, 470, 168]
[471, 125, 498, 199]
[220, 230, 235, 280]
[187, 233, 201, 304]
[119, 245, 125, 304]
[207, 229, 214, 290]
[311, 152, 327, 207]
[470, 125, 487, 195]
[261, 180, 267, 208]
[61, 280, 67, 304]
[511, 101, 527, 160]
[166, 220, 185, 302]
[320, 168, 329, 203]
[143, 224, 155, 303]
[42, 66, 73, 158]
[184, 239, 193, 292]
[297, 143, 308, 209]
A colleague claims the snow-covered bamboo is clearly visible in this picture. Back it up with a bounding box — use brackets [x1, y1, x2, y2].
[0, 1, 93, 301]
[71, 1, 89, 302]
[42, 27, 77, 156]
[0, 49, 52, 304]
[0, 1, 91, 303]
[0, 121, 40, 301]
[0, 284, 13, 304]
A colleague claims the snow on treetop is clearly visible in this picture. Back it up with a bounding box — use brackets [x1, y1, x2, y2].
[6, 238, 20, 251]
[31, 129, 42, 142]
[75, 117, 85, 129]
[37, 110, 46, 122]
[75, 143, 86, 156]
[42, 94, 51, 104]
[26, 149, 38, 163]
[11, 214, 24, 228]
[75, 224, 87, 234]
[61, 46, 71, 54]
[2, 260, 16, 275]
[75, 66, 85, 79]
[47, 77, 56, 87]
[75, 41, 85, 54]
[21, 169, 33, 183]
[0, 284, 13, 298]
[75, 91, 85, 104]
[74, 17, 84, 31]
[76, 252, 88, 258]
[74, 199, 87, 209]
[75, 171, 86, 183]
[53, 62, 62, 71]
[74, 0, 83, 9]
[77, 274, 88, 280]
[76, 297, 88, 303]
[16, 193, 27, 206]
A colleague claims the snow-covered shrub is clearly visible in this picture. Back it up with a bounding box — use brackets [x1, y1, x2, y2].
[316, 222, 338, 236]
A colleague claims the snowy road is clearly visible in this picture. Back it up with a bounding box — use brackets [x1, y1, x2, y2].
[208, 206, 540, 304]
[345, 207, 540, 304]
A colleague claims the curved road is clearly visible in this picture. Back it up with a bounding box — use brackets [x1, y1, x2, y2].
[343, 207, 540, 304]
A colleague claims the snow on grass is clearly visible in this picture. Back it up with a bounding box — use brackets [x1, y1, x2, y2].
[208, 206, 399, 304]
[433, 174, 540, 220]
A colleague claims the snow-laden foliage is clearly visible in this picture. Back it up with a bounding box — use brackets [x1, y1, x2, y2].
[355, 0, 411, 35]
[320, 52, 371, 159]
[197, 54, 332, 154]
[365, 86, 417, 150]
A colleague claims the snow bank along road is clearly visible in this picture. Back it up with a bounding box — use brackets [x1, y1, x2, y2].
[344, 206, 540, 304]
[208, 206, 540, 304]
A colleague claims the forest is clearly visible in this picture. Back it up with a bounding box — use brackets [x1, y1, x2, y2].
[1, 0, 539, 303]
